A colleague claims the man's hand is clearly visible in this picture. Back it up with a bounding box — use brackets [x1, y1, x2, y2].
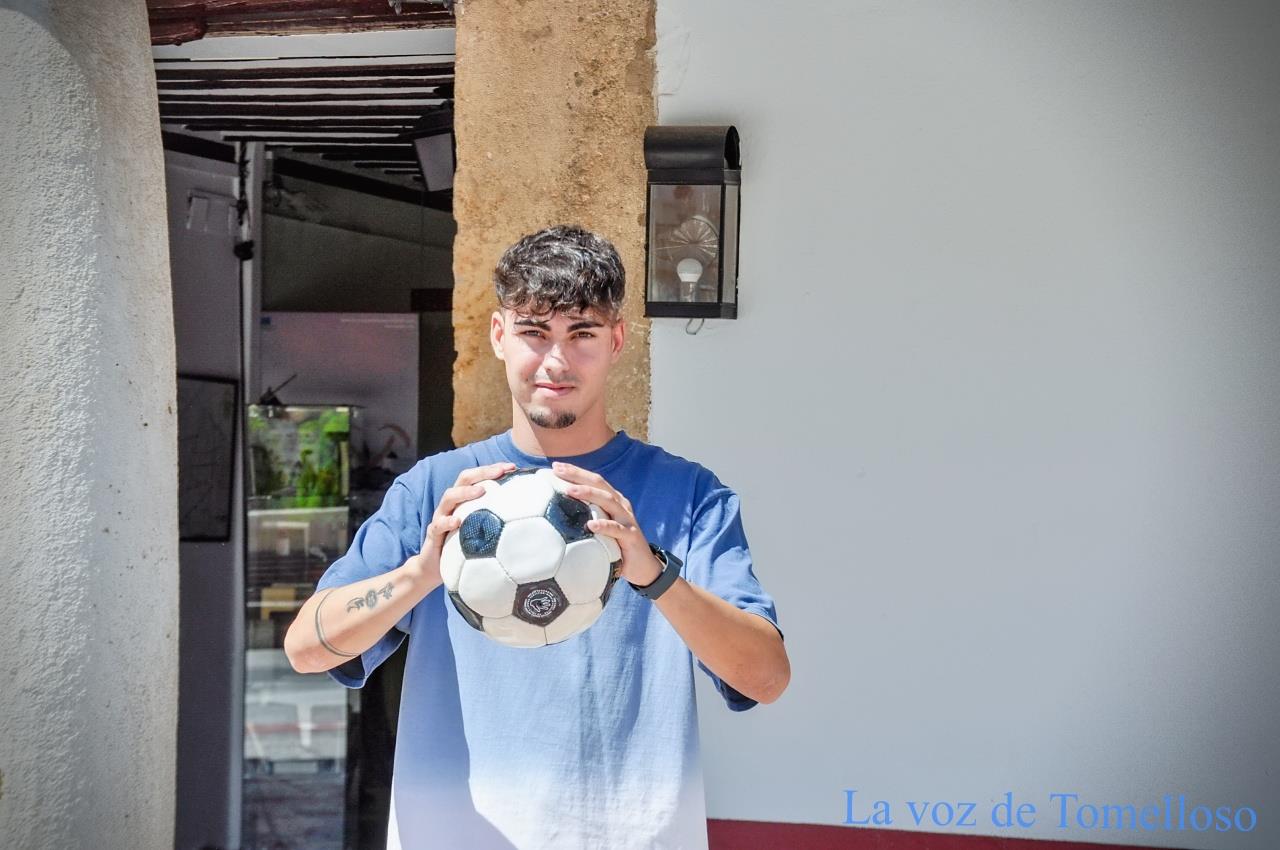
[285, 460, 516, 675]
[550, 460, 790, 705]
[551, 460, 662, 586]
[411, 461, 518, 583]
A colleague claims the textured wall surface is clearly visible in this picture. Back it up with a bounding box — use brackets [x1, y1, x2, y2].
[0, 2, 178, 847]
[451, 0, 656, 446]
[653, 2, 1280, 847]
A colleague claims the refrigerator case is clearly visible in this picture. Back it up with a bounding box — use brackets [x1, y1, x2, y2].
[242, 404, 364, 830]
[246, 404, 365, 648]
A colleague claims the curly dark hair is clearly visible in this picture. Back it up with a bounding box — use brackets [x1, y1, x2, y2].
[493, 225, 626, 323]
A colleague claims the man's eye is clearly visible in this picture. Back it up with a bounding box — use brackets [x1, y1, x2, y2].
[519, 330, 593, 338]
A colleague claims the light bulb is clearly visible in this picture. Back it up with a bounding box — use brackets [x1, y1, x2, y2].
[676, 257, 704, 283]
[676, 257, 704, 300]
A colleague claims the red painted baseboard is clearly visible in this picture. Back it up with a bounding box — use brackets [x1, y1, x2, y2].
[706, 819, 1191, 850]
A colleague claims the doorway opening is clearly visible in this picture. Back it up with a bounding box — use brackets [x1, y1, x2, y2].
[158, 10, 457, 849]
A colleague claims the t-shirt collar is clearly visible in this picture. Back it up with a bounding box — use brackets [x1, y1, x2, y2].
[495, 427, 634, 471]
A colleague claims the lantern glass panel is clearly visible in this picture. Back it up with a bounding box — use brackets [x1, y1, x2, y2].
[647, 183, 724, 303]
[720, 182, 739, 305]
[413, 132, 454, 192]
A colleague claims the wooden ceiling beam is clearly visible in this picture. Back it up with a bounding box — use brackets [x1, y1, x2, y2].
[165, 0, 435, 11]
[204, 15, 453, 36]
[225, 135, 408, 143]
[198, 4, 450, 18]
[322, 154, 416, 163]
[274, 144, 414, 153]
[155, 62, 453, 81]
[175, 119, 418, 130]
[173, 127, 415, 138]
[148, 1, 455, 44]
[160, 103, 435, 117]
[158, 79, 452, 91]
[159, 92, 447, 104]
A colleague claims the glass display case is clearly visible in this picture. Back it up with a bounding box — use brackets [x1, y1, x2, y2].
[243, 404, 362, 850]
[246, 404, 360, 646]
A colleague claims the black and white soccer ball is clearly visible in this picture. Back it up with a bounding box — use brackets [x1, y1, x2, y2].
[439, 467, 624, 648]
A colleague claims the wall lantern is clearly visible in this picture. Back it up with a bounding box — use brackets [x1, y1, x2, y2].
[409, 106, 455, 192]
[643, 125, 741, 319]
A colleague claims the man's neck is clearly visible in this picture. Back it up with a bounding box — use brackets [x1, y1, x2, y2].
[510, 408, 617, 459]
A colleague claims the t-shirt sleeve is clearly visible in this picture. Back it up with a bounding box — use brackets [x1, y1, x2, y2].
[314, 475, 424, 689]
[682, 480, 784, 712]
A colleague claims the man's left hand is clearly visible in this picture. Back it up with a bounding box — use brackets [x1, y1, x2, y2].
[551, 461, 662, 586]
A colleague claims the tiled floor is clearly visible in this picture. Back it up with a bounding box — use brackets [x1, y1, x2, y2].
[243, 769, 346, 850]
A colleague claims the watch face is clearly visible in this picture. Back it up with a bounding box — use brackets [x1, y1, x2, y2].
[650, 545, 681, 569]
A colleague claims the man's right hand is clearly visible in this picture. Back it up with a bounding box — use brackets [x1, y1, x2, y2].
[408, 461, 518, 587]
[285, 461, 516, 674]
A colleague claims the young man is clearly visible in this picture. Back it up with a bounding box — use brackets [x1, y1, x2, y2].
[284, 225, 789, 850]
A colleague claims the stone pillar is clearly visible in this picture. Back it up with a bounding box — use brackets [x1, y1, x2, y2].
[0, 3, 178, 848]
[451, 0, 656, 445]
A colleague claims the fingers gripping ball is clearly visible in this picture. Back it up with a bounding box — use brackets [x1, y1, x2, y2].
[438, 467, 623, 648]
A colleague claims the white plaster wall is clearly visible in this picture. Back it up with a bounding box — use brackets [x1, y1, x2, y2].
[653, 2, 1280, 848]
[0, 3, 178, 848]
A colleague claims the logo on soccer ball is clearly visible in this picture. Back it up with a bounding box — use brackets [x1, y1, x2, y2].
[522, 587, 559, 619]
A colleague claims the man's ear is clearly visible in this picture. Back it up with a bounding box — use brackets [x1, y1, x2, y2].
[490, 310, 506, 360]
[610, 315, 625, 362]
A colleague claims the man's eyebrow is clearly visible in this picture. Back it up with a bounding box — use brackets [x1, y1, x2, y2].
[512, 317, 604, 331]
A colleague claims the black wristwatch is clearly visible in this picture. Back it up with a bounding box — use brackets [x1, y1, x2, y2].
[628, 543, 683, 600]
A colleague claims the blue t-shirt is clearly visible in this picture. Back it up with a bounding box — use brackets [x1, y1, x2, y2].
[316, 428, 782, 850]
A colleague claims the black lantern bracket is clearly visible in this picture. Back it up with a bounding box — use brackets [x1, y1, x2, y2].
[643, 125, 742, 320]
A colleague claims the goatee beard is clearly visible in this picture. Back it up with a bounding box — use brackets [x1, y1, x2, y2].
[527, 407, 577, 429]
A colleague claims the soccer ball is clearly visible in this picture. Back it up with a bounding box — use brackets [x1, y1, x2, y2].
[439, 467, 624, 648]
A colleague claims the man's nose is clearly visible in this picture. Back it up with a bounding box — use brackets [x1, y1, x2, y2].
[544, 342, 569, 369]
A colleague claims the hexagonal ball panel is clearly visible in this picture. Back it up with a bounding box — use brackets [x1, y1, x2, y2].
[456, 557, 518, 618]
[556, 538, 613, 604]
[544, 599, 604, 645]
[495, 517, 565, 584]
[545, 492, 594, 544]
[453, 479, 501, 524]
[539, 467, 568, 490]
[439, 530, 465, 591]
[448, 590, 484, 632]
[513, 578, 568, 626]
[485, 471, 556, 522]
[483, 615, 547, 649]
[459, 509, 503, 558]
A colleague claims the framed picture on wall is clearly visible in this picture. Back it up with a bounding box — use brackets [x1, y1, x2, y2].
[177, 374, 239, 542]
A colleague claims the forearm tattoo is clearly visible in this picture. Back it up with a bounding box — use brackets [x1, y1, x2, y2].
[315, 589, 358, 658]
[345, 581, 394, 613]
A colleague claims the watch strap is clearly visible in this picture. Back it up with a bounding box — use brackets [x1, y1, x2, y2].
[629, 543, 683, 600]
